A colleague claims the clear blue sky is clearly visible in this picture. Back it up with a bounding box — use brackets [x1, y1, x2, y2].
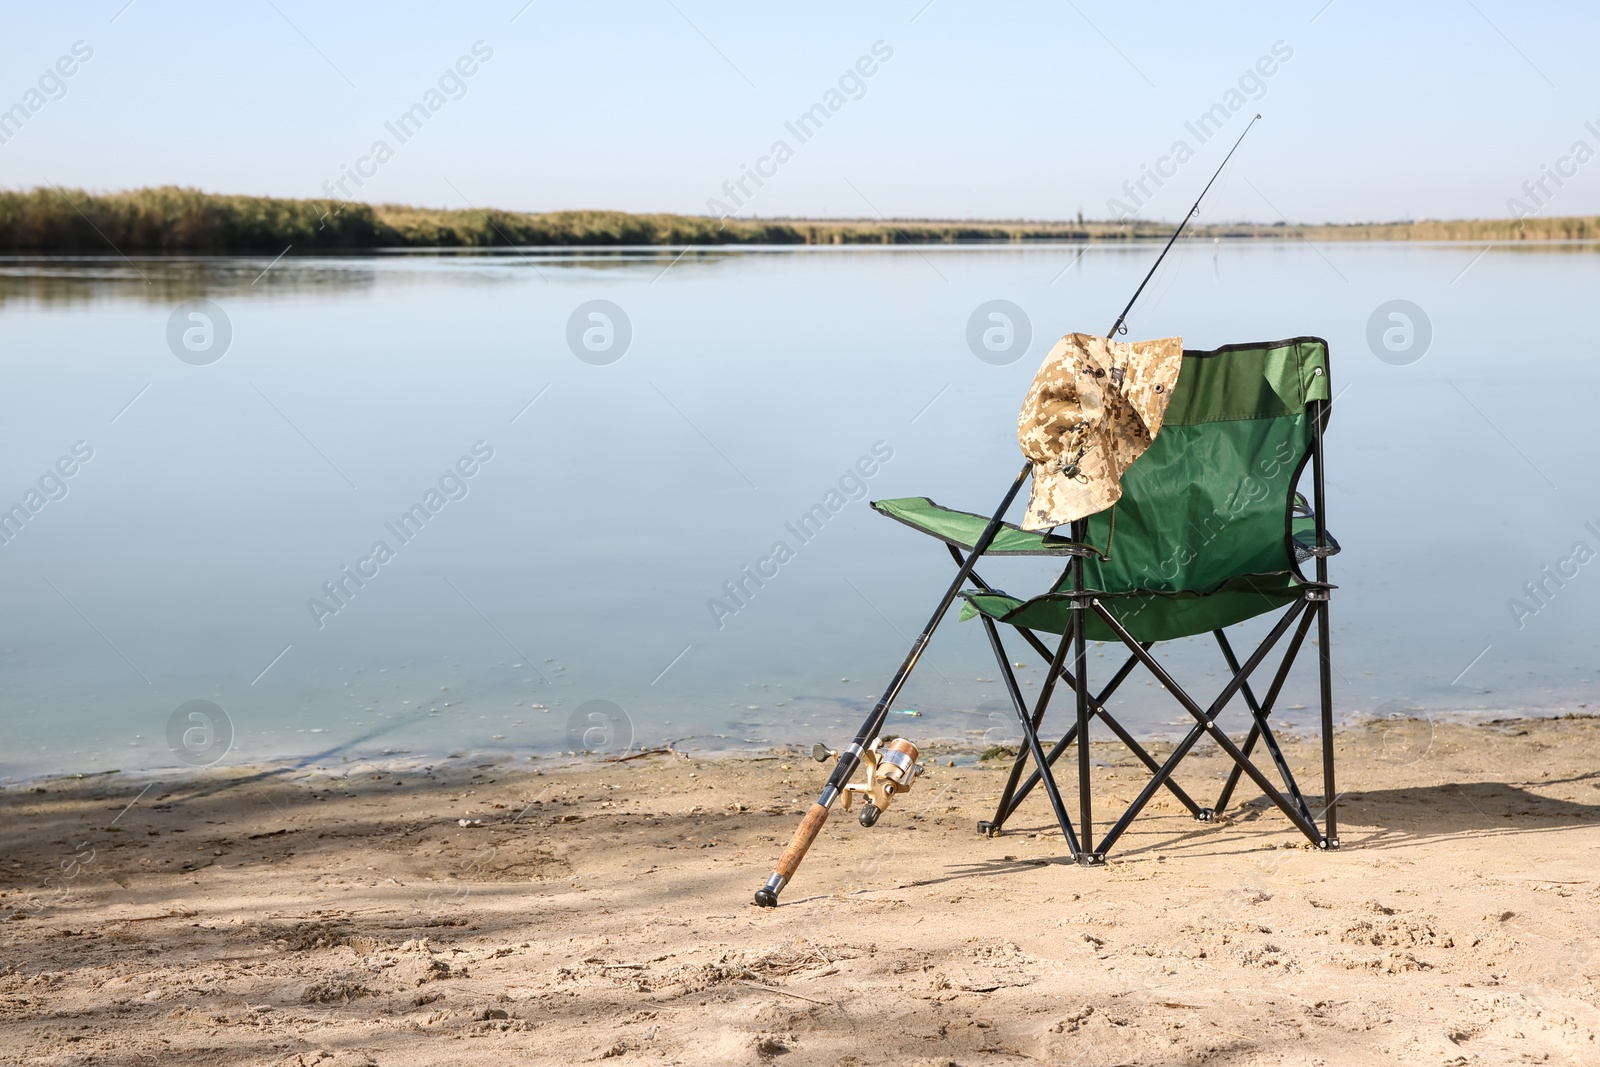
[2, 1, 1595, 222]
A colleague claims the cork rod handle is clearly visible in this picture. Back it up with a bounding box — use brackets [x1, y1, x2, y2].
[775, 803, 830, 881]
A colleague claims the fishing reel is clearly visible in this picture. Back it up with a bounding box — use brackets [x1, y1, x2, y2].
[812, 736, 922, 827]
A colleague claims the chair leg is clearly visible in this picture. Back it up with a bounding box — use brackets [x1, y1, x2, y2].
[990, 720, 1078, 832]
[945, 544, 1209, 839]
[1088, 704, 1207, 820]
[1092, 599, 1325, 856]
[1214, 609, 1316, 815]
[1310, 394, 1340, 850]
[1317, 598, 1339, 849]
[1213, 627, 1315, 824]
[1070, 518, 1099, 864]
[1214, 629, 1268, 792]
[979, 617, 1080, 857]
[951, 540, 1049, 834]
[984, 618, 1074, 834]
[951, 546, 1199, 828]
[995, 643, 1206, 825]
[1250, 716, 1315, 824]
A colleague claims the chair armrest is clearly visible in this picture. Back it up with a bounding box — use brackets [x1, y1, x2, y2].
[872, 496, 1094, 556]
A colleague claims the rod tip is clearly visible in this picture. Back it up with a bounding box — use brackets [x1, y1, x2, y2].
[754, 888, 778, 907]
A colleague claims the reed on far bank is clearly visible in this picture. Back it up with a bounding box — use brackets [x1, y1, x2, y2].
[2, 185, 1597, 253]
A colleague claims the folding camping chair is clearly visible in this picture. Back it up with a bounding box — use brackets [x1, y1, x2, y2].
[871, 336, 1341, 861]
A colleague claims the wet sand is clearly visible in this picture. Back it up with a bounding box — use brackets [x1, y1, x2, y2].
[3, 716, 1598, 1066]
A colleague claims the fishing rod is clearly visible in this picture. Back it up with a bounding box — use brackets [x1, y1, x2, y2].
[1107, 113, 1260, 338]
[752, 114, 1263, 909]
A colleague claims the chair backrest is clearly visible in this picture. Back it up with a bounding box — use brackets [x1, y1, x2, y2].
[1077, 337, 1331, 596]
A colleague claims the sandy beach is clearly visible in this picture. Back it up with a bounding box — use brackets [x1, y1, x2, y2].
[3, 716, 1598, 1067]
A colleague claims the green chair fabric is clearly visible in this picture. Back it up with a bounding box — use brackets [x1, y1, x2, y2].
[884, 337, 1335, 643]
[870, 496, 1091, 556]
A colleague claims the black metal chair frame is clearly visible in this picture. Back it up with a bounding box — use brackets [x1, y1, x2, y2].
[957, 398, 1340, 862]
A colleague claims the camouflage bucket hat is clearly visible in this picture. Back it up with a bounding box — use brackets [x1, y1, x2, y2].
[1018, 333, 1184, 531]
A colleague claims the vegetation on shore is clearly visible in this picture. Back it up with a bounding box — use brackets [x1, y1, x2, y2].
[2, 186, 1597, 253]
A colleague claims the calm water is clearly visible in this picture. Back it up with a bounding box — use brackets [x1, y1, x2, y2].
[1, 241, 1596, 780]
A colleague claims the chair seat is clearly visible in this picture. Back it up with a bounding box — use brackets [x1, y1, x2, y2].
[958, 571, 1315, 643]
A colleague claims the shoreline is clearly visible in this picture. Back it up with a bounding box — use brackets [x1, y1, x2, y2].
[6, 709, 1595, 792]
